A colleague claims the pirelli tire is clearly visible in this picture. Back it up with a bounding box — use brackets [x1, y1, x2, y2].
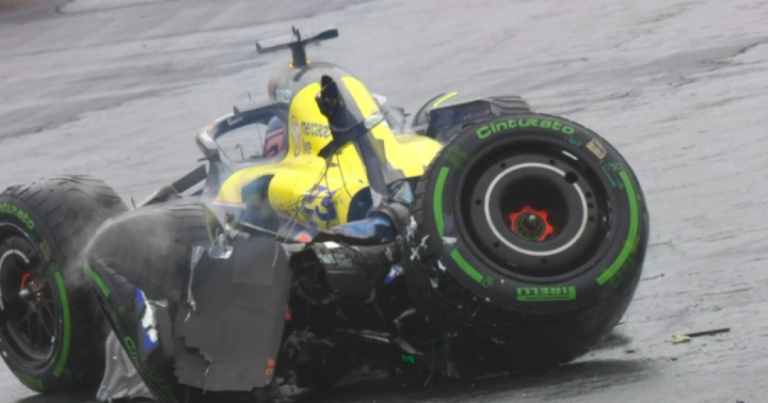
[402, 112, 650, 369]
[0, 176, 128, 393]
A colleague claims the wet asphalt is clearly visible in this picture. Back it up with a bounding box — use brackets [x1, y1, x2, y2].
[1, 0, 768, 402]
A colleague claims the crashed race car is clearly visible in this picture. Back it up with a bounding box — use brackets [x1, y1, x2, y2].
[0, 27, 649, 402]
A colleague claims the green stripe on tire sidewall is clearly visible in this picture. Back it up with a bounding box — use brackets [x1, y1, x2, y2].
[433, 166, 450, 237]
[596, 170, 640, 285]
[430, 148, 642, 293]
[84, 261, 110, 297]
[53, 269, 71, 378]
[450, 249, 484, 284]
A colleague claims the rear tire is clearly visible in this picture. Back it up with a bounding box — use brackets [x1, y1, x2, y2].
[0, 176, 128, 393]
[402, 112, 649, 370]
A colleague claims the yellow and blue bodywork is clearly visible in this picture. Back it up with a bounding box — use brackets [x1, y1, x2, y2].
[202, 62, 443, 237]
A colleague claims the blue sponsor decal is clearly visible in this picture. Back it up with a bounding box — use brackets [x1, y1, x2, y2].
[134, 287, 145, 313]
[133, 287, 158, 352]
[384, 264, 404, 285]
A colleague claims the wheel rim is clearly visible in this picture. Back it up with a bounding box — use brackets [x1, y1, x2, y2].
[483, 162, 589, 257]
[458, 140, 610, 279]
[0, 226, 58, 368]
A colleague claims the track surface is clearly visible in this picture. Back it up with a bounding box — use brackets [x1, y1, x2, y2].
[2, 0, 767, 402]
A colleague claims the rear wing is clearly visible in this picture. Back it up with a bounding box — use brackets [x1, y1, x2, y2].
[256, 26, 339, 67]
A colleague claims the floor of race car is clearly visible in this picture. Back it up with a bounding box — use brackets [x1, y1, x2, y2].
[2, 0, 767, 402]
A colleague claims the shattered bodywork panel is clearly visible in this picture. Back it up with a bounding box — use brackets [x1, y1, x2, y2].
[173, 235, 293, 392]
[97, 332, 153, 402]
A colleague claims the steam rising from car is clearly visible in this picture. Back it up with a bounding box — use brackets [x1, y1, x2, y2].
[77, 202, 210, 303]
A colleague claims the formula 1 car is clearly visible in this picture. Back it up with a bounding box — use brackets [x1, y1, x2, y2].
[0, 27, 649, 403]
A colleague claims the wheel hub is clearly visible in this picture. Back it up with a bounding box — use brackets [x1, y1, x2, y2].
[510, 207, 553, 242]
[0, 232, 57, 366]
[19, 281, 43, 305]
[461, 151, 604, 278]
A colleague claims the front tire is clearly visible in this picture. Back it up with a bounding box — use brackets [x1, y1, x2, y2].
[0, 176, 128, 393]
[403, 112, 650, 370]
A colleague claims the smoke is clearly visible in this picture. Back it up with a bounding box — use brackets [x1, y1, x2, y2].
[77, 198, 212, 304]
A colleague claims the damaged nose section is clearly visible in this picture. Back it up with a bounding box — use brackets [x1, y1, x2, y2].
[86, 234, 293, 401]
[84, 260, 177, 403]
[97, 331, 155, 402]
[95, 289, 174, 403]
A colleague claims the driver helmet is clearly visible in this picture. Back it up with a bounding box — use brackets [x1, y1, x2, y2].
[263, 115, 286, 158]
